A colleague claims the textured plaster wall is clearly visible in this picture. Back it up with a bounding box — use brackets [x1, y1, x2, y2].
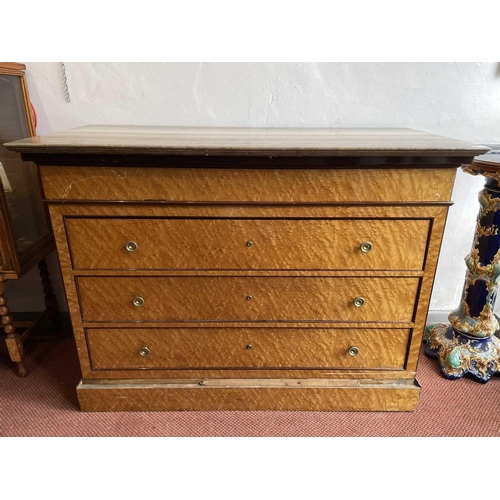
[5, 62, 500, 312]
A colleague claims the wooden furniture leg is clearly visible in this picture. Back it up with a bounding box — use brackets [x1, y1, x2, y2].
[0, 277, 28, 377]
[38, 259, 59, 331]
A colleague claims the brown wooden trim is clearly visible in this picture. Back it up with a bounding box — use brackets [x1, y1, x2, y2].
[68, 269, 425, 278]
[1, 271, 20, 280]
[19, 233, 54, 266]
[0, 189, 21, 275]
[18, 311, 47, 340]
[23, 153, 474, 167]
[19, 74, 36, 137]
[76, 378, 421, 411]
[405, 208, 449, 372]
[402, 218, 435, 369]
[18, 241, 55, 277]
[89, 365, 406, 373]
[0, 62, 26, 72]
[82, 368, 417, 380]
[0, 69, 25, 77]
[48, 203, 449, 218]
[76, 321, 415, 329]
[45, 199, 455, 207]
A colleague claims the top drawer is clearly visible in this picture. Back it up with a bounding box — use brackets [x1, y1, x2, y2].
[66, 218, 430, 271]
[40, 166, 456, 203]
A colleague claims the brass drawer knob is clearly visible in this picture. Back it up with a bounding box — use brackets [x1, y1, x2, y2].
[246, 240, 253, 247]
[246, 295, 253, 301]
[360, 242, 373, 253]
[125, 241, 138, 252]
[132, 296, 145, 307]
[353, 297, 365, 307]
[348, 346, 360, 356]
[139, 346, 150, 357]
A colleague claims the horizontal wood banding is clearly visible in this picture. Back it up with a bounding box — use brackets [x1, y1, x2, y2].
[83, 368, 416, 380]
[40, 166, 456, 202]
[86, 327, 411, 370]
[77, 321, 415, 330]
[49, 203, 449, 219]
[66, 217, 430, 271]
[76, 378, 421, 411]
[6, 125, 488, 156]
[77, 276, 420, 323]
[70, 270, 424, 278]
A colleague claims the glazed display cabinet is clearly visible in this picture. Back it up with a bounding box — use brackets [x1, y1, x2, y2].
[0, 62, 58, 376]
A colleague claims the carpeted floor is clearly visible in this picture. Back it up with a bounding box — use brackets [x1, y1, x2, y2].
[0, 334, 499, 437]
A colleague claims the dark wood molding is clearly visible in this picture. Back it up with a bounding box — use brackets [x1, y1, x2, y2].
[22, 153, 475, 168]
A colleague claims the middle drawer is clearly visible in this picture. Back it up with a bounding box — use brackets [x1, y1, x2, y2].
[66, 218, 430, 271]
[77, 276, 420, 323]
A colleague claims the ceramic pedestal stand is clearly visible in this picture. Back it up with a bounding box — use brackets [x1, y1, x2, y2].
[425, 158, 500, 383]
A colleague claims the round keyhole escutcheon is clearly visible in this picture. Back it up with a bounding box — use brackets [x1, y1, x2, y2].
[360, 242, 373, 253]
[348, 346, 359, 356]
[139, 346, 150, 356]
[353, 297, 365, 307]
[126, 241, 138, 252]
[133, 296, 145, 307]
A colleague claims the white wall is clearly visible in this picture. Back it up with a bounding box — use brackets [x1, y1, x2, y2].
[5, 62, 500, 312]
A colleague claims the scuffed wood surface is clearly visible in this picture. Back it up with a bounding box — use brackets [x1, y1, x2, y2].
[77, 379, 421, 411]
[40, 166, 456, 202]
[4, 125, 488, 156]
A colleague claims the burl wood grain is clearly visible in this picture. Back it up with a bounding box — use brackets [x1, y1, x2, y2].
[76, 378, 421, 412]
[86, 327, 410, 370]
[40, 166, 457, 202]
[66, 218, 430, 271]
[47, 202, 445, 384]
[404, 205, 448, 371]
[77, 276, 419, 323]
[45, 191, 449, 411]
[22, 125, 462, 412]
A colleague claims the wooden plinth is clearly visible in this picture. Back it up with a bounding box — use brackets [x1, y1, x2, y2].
[77, 378, 421, 412]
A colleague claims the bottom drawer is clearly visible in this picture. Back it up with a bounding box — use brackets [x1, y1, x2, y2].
[86, 328, 411, 370]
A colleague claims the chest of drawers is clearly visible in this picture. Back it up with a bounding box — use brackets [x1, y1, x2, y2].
[5, 126, 487, 411]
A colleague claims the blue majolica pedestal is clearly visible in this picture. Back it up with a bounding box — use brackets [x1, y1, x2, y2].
[425, 157, 500, 383]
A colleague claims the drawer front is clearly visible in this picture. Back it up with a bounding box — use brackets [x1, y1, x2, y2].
[78, 276, 419, 323]
[67, 218, 429, 271]
[86, 327, 411, 370]
[40, 166, 456, 202]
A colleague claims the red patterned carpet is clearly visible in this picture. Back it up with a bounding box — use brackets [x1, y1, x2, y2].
[0, 335, 499, 437]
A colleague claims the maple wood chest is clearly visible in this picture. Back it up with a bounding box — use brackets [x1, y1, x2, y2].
[5, 126, 487, 411]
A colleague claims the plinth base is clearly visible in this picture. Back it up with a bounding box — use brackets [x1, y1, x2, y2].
[76, 378, 421, 412]
[424, 323, 500, 383]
